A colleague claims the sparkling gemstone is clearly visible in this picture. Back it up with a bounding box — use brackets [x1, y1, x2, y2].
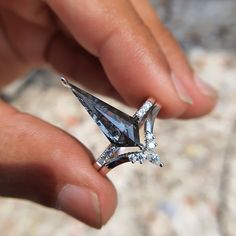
[70, 84, 140, 147]
[148, 142, 156, 149]
[137, 109, 145, 117]
[140, 152, 147, 161]
[129, 153, 138, 163]
[139, 158, 145, 164]
[146, 132, 155, 140]
[129, 152, 147, 164]
[147, 153, 161, 165]
[143, 102, 152, 110]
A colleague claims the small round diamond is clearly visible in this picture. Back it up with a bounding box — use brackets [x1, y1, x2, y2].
[128, 153, 137, 163]
[147, 153, 161, 165]
[128, 152, 147, 164]
[146, 132, 155, 140]
[148, 142, 156, 149]
[143, 102, 151, 110]
[139, 109, 146, 115]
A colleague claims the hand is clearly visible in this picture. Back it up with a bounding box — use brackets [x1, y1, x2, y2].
[0, 0, 217, 228]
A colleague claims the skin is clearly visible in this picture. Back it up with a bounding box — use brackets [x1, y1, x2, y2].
[0, 0, 217, 228]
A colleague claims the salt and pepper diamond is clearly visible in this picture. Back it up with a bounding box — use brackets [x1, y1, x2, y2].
[61, 77, 163, 173]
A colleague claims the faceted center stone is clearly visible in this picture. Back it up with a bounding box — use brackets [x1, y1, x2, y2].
[70, 84, 141, 147]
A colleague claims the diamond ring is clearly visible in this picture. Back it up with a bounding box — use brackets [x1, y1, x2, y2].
[61, 77, 163, 175]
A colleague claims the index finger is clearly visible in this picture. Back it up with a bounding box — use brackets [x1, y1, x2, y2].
[45, 0, 189, 118]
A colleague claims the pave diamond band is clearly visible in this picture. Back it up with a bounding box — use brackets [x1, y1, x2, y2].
[61, 77, 163, 175]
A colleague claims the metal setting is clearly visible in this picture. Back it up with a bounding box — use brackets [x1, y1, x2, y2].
[61, 77, 163, 175]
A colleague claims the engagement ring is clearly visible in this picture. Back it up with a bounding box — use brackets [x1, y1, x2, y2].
[61, 77, 163, 175]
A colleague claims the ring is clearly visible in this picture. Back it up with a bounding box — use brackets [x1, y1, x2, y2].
[61, 77, 163, 175]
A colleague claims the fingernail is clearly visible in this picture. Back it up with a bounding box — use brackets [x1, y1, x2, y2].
[171, 73, 193, 105]
[57, 184, 101, 228]
[194, 74, 218, 99]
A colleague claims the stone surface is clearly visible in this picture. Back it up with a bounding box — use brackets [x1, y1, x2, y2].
[1, 49, 235, 236]
[151, 0, 236, 51]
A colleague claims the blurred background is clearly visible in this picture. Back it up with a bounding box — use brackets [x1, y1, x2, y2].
[0, 0, 236, 235]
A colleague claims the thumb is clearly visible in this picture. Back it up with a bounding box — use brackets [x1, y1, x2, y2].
[0, 100, 117, 228]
